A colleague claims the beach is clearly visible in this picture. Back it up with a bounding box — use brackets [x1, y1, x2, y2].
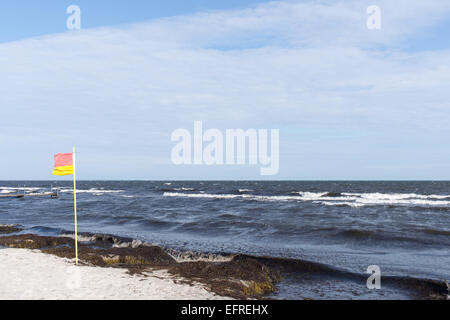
[1, 181, 449, 300]
[0, 230, 280, 300]
[0, 247, 227, 300]
[0, 230, 448, 300]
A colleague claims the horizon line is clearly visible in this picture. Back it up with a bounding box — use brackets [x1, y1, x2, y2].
[1, 179, 450, 182]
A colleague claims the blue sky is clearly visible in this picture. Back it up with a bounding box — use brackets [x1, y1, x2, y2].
[0, 0, 264, 43]
[1, 0, 450, 180]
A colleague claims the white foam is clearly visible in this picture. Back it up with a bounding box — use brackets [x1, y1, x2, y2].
[164, 191, 450, 207]
[320, 201, 366, 207]
[0, 187, 41, 192]
[57, 188, 123, 194]
[61, 234, 98, 243]
[164, 192, 239, 199]
[165, 249, 233, 263]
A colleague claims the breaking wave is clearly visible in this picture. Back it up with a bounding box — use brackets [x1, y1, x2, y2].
[163, 191, 450, 207]
[0, 187, 41, 193]
[57, 188, 124, 195]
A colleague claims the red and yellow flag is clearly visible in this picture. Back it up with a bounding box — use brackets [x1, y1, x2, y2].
[52, 148, 79, 265]
[53, 153, 74, 176]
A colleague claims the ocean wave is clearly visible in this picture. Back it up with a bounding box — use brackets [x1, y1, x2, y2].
[334, 228, 445, 245]
[321, 192, 343, 197]
[337, 229, 377, 239]
[57, 188, 123, 194]
[164, 192, 309, 202]
[320, 201, 366, 207]
[164, 192, 240, 199]
[0, 190, 16, 194]
[159, 187, 197, 192]
[163, 191, 450, 208]
[0, 187, 42, 192]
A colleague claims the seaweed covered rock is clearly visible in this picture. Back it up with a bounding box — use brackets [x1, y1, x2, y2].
[0, 225, 23, 234]
[0, 234, 72, 248]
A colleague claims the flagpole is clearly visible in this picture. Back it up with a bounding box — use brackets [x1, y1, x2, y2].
[72, 146, 79, 265]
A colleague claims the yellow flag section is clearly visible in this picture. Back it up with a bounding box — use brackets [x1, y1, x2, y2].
[52, 148, 79, 265]
[53, 166, 74, 176]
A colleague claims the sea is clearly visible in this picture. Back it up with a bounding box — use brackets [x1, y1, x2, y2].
[1, 181, 449, 299]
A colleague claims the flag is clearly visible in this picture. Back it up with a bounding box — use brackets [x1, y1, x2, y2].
[52, 148, 79, 265]
[53, 153, 74, 176]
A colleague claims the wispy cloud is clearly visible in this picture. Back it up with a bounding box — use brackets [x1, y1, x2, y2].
[1, 0, 450, 179]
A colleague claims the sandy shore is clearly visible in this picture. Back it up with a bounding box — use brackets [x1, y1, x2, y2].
[0, 248, 227, 300]
[0, 230, 447, 300]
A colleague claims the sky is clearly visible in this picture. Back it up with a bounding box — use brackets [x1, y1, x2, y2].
[1, 0, 450, 180]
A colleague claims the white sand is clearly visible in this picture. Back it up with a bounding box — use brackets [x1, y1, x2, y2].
[0, 248, 228, 300]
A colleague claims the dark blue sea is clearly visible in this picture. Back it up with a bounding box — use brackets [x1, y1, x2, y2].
[1, 181, 449, 299]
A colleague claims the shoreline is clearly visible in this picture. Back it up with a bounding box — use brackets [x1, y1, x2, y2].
[0, 225, 448, 300]
[0, 225, 280, 299]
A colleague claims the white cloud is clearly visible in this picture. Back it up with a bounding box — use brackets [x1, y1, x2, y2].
[1, 0, 450, 179]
